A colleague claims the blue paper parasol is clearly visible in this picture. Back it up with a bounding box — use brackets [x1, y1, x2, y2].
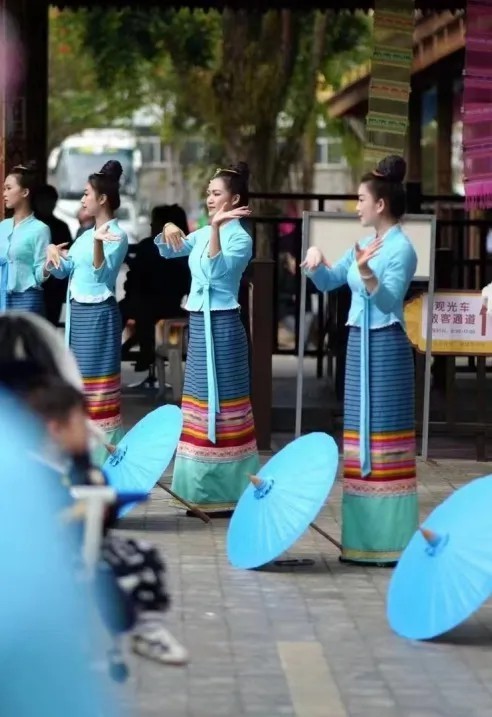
[227, 433, 340, 569]
[387, 474, 492, 640]
[103, 405, 183, 517]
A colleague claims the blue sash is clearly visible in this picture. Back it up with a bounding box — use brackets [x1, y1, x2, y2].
[0, 259, 9, 311]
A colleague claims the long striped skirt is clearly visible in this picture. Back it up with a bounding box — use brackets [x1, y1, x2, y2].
[7, 288, 45, 316]
[172, 309, 260, 512]
[342, 323, 418, 564]
[69, 298, 124, 465]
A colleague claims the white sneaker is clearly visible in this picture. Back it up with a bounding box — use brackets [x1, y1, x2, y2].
[131, 621, 189, 666]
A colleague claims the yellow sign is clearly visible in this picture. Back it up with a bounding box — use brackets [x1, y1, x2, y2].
[404, 291, 492, 355]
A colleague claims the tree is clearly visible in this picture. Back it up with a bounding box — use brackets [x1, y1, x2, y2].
[49, 8, 371, 252]
[79, 8, 371, 195]
[48, 8, 151, 150]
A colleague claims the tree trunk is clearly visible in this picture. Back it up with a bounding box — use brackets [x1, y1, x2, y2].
[301, 111, 318, 196]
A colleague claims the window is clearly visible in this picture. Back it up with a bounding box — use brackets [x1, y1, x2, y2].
[315, 137, 345, 167]
[181, 140, 206, 165]
[137, 136, 171, 168]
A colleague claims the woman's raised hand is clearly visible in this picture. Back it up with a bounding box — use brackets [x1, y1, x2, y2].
[300, 247, 331, 272]
[355, 237, 382, 271]
[94, 223, 120, 243]
[45, 242, 69, 270]
[211, 205, 251, 228]
[163, 222, 186, 252]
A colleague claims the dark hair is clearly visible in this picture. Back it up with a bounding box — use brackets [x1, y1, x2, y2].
[0, 362, 85, 421]
[36, 184, 58, 203]
[151, 204, 189, 235]
[212, 161, 250, 206]
[360, 155, 406, 221]
[0, 318, 60, 376]
[33, 184, 59, 218]
[88, 159, 123, 212]
[23, 379, 86, 424]
[0, 360, 46, 390]
[8, 160, 40, 201]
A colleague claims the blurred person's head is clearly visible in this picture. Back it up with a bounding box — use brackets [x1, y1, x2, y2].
[34, 184, 58, 219]
[0, 317, 60, 375]
[206, 162, 249, 218]
[24, 378, 89, 457]
[3, 161, 40, 214]
[151, 204, 189, 237]
[0, 363, 89, 457]
[0, 313, 83, 392]
[82, 160, 122, 218]
[151, 206, 168, 237]
[0, 314, 106, 471]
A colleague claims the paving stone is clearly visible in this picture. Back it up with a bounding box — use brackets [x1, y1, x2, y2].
[111, 452, 492, 717]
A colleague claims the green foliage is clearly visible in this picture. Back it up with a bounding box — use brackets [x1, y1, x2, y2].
[81, 8, 219, 87]
[49, 7, 372, 193]
[48, 8, 148, 149]
[315, 12, 373, 178]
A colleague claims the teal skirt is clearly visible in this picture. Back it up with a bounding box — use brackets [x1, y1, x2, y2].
[342, 324, 418, 564]
[171, 311, 259, 512]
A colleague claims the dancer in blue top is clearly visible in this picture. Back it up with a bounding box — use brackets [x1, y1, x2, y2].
[302, 155, 418, 566]
[0, 162, 50, 314]
[45, 161, 128, 464]
[155, 162, 260, 514]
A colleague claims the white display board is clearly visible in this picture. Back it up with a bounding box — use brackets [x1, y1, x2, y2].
[295, 212, 437, 462]
[308, 213, 434, 281]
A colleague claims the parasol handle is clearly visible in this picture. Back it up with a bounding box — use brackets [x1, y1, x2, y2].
[419, 526, 447, 556]
[420, 527, 439, 546]
[248, 474, 263, 488]
[158, 482, 211, 524]
[310, 522, 342, 552]
[248, 473, 274, 498]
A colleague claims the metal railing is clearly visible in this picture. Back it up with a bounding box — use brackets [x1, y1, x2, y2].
[122, 192, 489, 369]
[113, 190, 492, 456]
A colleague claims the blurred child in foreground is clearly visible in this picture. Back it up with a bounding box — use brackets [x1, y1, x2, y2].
[0, 364, 188, 666]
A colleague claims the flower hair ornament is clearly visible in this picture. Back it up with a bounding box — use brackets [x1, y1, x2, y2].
[213, 168, 240, 178]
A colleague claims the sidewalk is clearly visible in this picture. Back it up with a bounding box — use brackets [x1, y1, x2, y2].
[118, 456, 492, 717]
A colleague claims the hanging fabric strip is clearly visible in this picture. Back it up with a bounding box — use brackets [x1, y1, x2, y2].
[359, 295, 372, 478]
[0, 258, 8, 311]
[364, 0, 415, 171]
[463, 0, 492, 209]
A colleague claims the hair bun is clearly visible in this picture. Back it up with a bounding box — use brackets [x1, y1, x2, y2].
[12, 160, 38, 174]
[374, 155, 406, 183]
[23, 160, 38, 174]
[99, 160, 123, 183]
[230, 161, 250, 182]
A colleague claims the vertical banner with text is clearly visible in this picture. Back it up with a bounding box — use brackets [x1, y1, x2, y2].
[462, 0, 492, 209]
[364, 0, 415, 170]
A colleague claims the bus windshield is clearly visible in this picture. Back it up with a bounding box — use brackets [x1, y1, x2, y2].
[56, 148, 135, 198]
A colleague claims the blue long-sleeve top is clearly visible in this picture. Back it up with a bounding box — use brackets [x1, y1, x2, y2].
[154, 219, 253, 443]
[306, 224, 417, 329]
[0, 214, 50, 294]
[47, 219, 128, 345]
[305, 224, 417, 478]
[154, 219, 252, 311]
[48, 220, 128, 303]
